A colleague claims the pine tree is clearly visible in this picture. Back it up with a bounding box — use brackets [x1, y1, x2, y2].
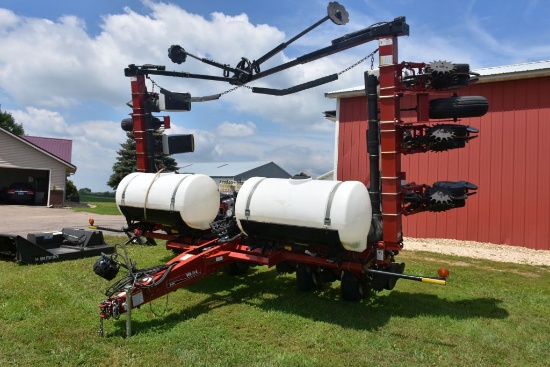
[0, 110, 25, 135]
[107, 132, 179, 189]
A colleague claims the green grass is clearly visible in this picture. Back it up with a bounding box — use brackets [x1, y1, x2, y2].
[1, 238, 549, 367]
[79, 193, 116, 203]
[71, 194, 119, 215]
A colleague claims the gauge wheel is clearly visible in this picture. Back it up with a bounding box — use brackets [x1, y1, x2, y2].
[224, 261, 250, 276]
[341, 271, 369, 302]
[296, 263, 315, 291]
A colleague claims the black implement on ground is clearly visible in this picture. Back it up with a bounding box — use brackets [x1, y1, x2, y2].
[0, 228, 114, 264]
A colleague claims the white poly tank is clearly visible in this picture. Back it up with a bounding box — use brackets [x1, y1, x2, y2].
[116, 172, 219, 230]
[235, 177, 372, 252]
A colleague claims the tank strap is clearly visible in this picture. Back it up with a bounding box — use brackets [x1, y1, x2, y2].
[143, 170, 164, 220]
[324, 182, 343, 227]
[245, 178, 266, 219]
[169, 175, 190, 212]
[119, 174, 140, 206]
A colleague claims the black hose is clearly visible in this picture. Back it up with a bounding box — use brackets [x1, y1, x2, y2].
[218, 232, 243, 244]
[365, 71, 383, 242]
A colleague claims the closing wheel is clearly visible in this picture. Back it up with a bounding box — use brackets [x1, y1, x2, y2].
[296, 263, 315, 291]
[429, 96, 489, 119]
[341, 271, 369, 302]
[224, 261, 250, 276]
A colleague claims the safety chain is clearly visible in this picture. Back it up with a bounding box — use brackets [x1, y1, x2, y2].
[219, 83, 253, 97]
[147, 76, 162, 93]
[147, 75, 253, 99]
[112, 299, 120, 320]
[148, 293, 170, 317]
[98, 317, 104, 337]
[337, 47, 379, 75]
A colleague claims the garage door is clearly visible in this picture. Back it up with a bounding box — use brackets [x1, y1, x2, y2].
[0, 167, 50, 206]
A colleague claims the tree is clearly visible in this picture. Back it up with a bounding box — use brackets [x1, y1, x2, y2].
[0, 110, 25, 135]
[65, 179, 78, 198]
[107, 132, 179, 189]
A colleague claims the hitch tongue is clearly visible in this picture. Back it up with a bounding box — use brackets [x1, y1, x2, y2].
[364, 267, 447, 286]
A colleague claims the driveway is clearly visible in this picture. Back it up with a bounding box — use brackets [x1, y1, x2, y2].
[0, 205, 127, 237]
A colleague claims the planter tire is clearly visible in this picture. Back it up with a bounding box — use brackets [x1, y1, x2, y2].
[224, 261, 250, 276]
[296, 263, 315, 291]
[341, 271, 369, 302]
[429, 96, 488, 119]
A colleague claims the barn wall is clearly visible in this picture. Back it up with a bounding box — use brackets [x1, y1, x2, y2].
[337, 76, 550, 250]
[337, 96, 369, 185]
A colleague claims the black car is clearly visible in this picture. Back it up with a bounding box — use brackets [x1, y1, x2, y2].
[7, 182, 35, 204]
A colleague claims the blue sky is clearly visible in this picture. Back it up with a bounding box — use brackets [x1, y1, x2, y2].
[0, 0, 548, 191]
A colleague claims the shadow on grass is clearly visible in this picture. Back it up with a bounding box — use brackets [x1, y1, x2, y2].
[107, 267, 509, 336]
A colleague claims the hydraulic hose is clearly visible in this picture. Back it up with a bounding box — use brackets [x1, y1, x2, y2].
[365, 71, 383, 242]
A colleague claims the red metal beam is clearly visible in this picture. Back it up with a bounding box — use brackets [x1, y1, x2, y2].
[129, 75, 151, 172]
[377, 36, 403, 251]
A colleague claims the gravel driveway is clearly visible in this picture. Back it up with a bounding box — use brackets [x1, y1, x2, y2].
[2, 205, 549, 266]
[0, 205, 127, 237]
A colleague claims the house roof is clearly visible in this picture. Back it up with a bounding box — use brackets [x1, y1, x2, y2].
[178, 161, 276, 177]
[0, 128, 76, 173]
[22, 136, 73, 163]
[325, 60, 550, 99]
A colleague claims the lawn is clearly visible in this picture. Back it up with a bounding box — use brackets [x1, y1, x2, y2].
[71, 193, 119, 215]
[1, 237, 549, 367]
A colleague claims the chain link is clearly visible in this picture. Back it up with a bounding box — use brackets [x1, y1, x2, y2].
[337, 47, 379, 75]
[219, 83, 253, 96]
[147, 76, 161, 92]
[112, 299, 120, 320]
[148, 76, 252, 99]
[98, 317, 104, 337]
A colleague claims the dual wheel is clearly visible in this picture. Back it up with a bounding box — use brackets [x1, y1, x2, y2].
[224, 261, 370, 302]
[296, 263, 369, 302]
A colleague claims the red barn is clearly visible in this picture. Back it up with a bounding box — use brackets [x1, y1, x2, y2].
[325, 60, 550, 250]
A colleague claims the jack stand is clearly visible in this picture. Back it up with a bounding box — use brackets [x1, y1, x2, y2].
[126, 289, 132, 338]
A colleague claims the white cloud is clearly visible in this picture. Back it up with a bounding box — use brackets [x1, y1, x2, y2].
[11, 107, 68, 135]
[2, 0, 549, 191]
[0, 3, 371, 189]
[217, 121, 256, 137]
[0, 8, 19, 29]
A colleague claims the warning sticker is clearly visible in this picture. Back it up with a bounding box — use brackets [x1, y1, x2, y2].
[379, 55, 393, 66]
[132, 292, 144, 307]
[379, 38, 393, 46]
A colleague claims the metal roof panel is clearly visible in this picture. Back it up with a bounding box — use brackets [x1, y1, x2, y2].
[22, 136, 73, 163]
[325, 60, 550, 98]
[178, 161, 272, 177]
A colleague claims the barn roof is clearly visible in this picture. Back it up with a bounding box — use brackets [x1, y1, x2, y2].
[474, 60, 550, 82]
[325, 60, 550, 99]
[476, 60, 550, 76]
